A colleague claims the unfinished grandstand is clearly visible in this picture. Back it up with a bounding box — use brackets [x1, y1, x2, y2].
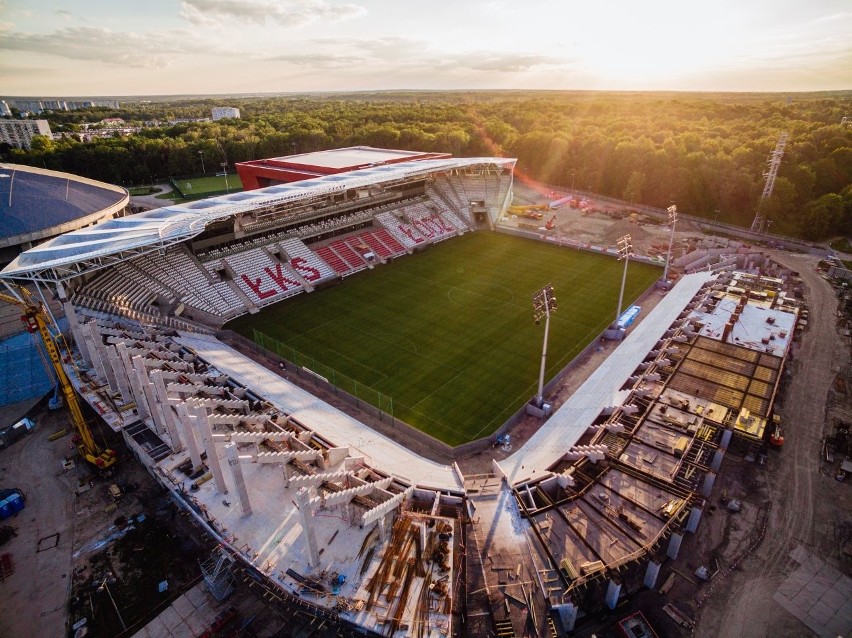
[0, 149, 804, 636]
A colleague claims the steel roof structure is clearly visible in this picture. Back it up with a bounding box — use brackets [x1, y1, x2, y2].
[0, 156, 515, 284]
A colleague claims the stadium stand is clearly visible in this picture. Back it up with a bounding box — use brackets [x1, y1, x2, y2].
[277, 238, 337, 282]
[402, 202, 459, 241]
[372, 228, 406, 255]
[427, 177, 470, 225]
[213, 247, 304, 305]
[330, 239, 368, 271]
[374, 211, 426, 248]
[314, 245, 351, 275]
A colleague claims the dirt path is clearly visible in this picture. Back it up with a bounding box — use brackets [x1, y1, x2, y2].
[696, 252, 851, 638]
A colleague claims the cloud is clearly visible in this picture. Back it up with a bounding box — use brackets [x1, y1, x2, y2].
[264, 52, 366, 68]
[305, 38, 563, 73]
[462, 54, 562, 73]
[0, 26, 210, 68]
[55, 9, 74, 21]
[180, 0, 365, 27]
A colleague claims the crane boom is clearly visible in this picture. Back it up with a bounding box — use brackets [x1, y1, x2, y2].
[0, 287, 116, 470]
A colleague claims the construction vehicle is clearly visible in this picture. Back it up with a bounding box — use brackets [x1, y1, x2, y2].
[509, 204, 547, 220]
[544, 215, 556, 230]
[0, 286, 117, 470]
[769, 414, 784, 447]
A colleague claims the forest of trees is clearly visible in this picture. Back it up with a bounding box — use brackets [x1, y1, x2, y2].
[4, 91, 851, 241]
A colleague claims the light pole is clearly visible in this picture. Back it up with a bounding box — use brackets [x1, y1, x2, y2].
[0, 170, 14, 207]
[615, 234, 632, 326]
[663, 205, 677, 283]
[532, 284, 557, 408]
[198, 150, 205, 175]
[570, 171, 576, 195]
[98, 575, 127, 632]
[221, 162, 230, 192]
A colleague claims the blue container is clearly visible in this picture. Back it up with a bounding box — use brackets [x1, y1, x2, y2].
[8, 492, 23, 514]
[0, 497, 11, 520]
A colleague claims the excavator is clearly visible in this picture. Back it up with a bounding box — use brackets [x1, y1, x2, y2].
[0, 285, 117, 470]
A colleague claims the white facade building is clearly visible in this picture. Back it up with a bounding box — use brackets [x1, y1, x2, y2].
[212, 106, 240, 121]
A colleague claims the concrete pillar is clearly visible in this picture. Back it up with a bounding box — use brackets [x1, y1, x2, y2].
[91, 331, 118, 393]
[701, 472, 717, 498]
[225, 442, 252, 517]
[82, 323, 107, 381]
[644, 560, 661, 589]
[106, 346, 133, 405]
[377, 514, 388, 540]
[173, 402, 202, 471]
[605, 579, 622, 609]
[720, 429, 733, 449]
[150, 370, 182, 450]
[711, 448, 724, 472]
[553, 603, 577, 633]
[326, 447, 349, 468]
[296, 487, 320, 568]
[686, 506, 703, 533]
[116, 343, 148, 421]
[192, 403, 227, 494]
[132, 356, 164, 434]
[62, 301, 90, 367]
[667, 532, 683, 560]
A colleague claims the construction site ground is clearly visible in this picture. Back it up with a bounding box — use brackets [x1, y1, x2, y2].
[1, 182, 850, 637]
[0, 402, 288, 638]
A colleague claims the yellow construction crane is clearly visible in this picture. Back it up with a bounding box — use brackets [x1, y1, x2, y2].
[0, 286, 117, 470]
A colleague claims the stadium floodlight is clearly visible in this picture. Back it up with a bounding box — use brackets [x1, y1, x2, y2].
[532, 283, 557, 408]
[615, 234, 632, 326]
[221, 162, 230, 193]
[663, 205, 677, 283]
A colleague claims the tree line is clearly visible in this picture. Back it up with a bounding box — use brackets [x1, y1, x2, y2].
[4, 91, 850, 241]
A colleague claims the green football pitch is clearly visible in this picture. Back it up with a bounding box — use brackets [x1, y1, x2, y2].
[228, 232, 661, 446]
[173, 175, 242, 196]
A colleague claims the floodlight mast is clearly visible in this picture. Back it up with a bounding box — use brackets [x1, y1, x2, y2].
[615, 234, 632, 326]
[532, 284, 557, 408]
[663, 205, 677, 283]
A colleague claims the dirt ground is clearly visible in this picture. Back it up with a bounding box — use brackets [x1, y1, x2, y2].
[510, 181, 709, 263]
[0, 403, 237, 638]
[691, 252, 851, 638]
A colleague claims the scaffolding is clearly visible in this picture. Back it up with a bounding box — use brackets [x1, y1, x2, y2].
[200, 545, 237, 601]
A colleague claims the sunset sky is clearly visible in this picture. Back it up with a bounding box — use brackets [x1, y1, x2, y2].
[1, 0, 850, 96]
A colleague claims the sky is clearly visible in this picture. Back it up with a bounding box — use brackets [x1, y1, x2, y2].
[0, 0, 850, 96]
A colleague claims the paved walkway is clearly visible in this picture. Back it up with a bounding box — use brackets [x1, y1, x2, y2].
[773, 545, 852, 637]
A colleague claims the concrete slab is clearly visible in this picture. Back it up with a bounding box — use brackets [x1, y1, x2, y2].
[789, 544, 809, 564]
[158, 605, 183, 631]
[808, 600, 834, 625]
[170, 595, 195, 620]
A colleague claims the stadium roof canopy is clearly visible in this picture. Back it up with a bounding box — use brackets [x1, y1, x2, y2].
[235, 146, 452, 190]
[0, 164, 127, 249]
[0, 156, 515, 284]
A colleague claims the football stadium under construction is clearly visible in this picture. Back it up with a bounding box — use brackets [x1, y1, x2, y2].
[0, 148, 808, 637]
